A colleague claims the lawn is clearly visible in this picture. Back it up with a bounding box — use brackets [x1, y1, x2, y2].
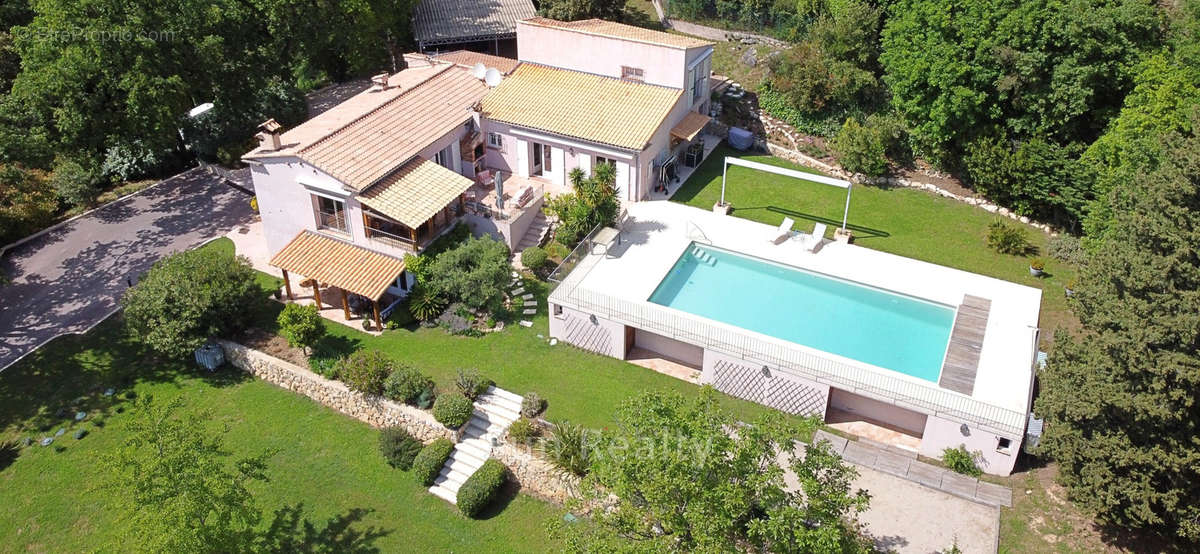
[0, 317, 562, 552]
[672, 146, 1080, 342]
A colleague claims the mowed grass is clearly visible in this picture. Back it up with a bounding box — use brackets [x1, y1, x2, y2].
[0, 317, 562, 552]
[672, 146, 1080, 342]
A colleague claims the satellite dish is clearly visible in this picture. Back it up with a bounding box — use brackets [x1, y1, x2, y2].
[484, 68, 502, 87]
[472, 63, 487, 79]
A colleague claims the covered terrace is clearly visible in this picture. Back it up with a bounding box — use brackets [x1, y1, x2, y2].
[270, 230, 408, 331]
[357, 157, 474, 254]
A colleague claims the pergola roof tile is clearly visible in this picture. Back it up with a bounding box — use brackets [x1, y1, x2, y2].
[358, 157, 474, 228]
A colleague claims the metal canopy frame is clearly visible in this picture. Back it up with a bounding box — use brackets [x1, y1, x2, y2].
[720, 157, 854, 230]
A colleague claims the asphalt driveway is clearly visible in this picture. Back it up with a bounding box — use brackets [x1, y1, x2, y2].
[0, 168, 255, 370]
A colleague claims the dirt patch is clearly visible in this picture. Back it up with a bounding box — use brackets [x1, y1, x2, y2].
[234, 327, 308, 367]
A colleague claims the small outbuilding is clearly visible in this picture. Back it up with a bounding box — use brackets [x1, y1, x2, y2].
[412, 0, 536, 57]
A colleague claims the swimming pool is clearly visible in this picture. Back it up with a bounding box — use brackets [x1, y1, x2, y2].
[648, 243, 955, 382]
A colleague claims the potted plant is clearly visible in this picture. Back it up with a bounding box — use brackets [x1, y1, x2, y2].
[1065, 279, 1077, 297]
[1029, 258, 1045, 277]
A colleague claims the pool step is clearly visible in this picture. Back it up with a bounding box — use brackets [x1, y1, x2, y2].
[690, 246, 717, 266]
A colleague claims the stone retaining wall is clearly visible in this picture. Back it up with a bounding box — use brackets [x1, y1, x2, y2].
[217, 340, 452, 443]
[217, 340, 580, 505]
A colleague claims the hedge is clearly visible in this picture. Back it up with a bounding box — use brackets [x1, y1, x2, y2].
[412, 438, 454, 486]
[457, 458, 507, 517]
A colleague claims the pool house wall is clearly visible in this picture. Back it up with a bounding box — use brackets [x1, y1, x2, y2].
[548, 298, 1027, 476]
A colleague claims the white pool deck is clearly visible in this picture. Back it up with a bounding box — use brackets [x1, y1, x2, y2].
[549, 201, 1041, 435]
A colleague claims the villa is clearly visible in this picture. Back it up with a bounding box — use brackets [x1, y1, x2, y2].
[242, 17, 1037, 476]
[547, 202, 1041, 476]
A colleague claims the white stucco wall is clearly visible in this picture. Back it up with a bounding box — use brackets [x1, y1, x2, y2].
[828, 388, 929, 435]
[700, 349, 831, 418]
[633, 329, 704, 367]
[920, 415, 1021, 476]
[548, 303, 628, 359]
[482, 119, 644, 199]
[517, 22, 696, 89]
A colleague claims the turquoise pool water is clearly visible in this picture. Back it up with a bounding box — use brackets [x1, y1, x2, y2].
[648, 243, 955, 382]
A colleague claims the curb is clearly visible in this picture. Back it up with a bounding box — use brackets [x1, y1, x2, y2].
[0, 232, 231, 373]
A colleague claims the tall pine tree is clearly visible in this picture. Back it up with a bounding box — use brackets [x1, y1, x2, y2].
[1037, 122, 1200, 542]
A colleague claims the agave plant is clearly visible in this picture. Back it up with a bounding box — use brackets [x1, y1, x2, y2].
[539, 422, 594, 477]
[407, 285, 445, 322]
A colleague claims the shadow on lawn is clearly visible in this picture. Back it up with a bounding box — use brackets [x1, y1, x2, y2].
[256, 504, 389, 553]
[471, 480, 523, 521]
[732, 205, 891, 240]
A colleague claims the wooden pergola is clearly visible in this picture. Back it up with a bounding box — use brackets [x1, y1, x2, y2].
[269, 231, 407, 329]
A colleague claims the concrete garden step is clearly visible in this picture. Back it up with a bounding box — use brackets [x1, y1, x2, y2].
[523, 308, 536, 315]
[464, 419, 507, 438]
[429, 484, 457, 503]
[438, 465, 474, 486]
[482, 385, 524, 405]
[524, 300, 538, 307]
[477, 395, 522, 416]
[442, 456, 483, 478]
[511, 287, 526, 295]
[473, 404, 519, 424]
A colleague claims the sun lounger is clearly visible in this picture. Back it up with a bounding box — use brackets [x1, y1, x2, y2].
[806, 222, 827, 252]
[770, 217, 795, 243]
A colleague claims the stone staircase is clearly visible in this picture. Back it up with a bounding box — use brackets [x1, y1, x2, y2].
[512, 212, 550, 268]
[428, 386, 523, 504]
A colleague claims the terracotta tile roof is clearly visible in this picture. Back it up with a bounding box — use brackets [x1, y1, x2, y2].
[435, 50, 520, 75]
[413, 0, 535, 44]
[270, 231, 406, 300]
[298, 66, 488, 191]
[358, 157, 474, 228]
[243, 63, 452, 161]
[670, 111, 711, 141]
[522, 18, 713, 50]
[481, 63, 682, 150]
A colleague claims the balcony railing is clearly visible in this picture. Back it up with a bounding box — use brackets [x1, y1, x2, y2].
[365, 225, 416, 250]
[317, 210, 348, 233]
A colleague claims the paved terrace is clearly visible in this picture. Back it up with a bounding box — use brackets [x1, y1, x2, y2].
[549, 201, 1042, 436]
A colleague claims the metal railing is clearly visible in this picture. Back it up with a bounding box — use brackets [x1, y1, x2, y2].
[365, 225, 416, 250]
[546, 223, 606, 290]
[550, 277, 1028, 437]
[317, 210, 348, 233]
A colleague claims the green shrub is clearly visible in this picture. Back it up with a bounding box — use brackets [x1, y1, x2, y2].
[545, 241, 570, 262]
[455, 369, 491, 400]
[277, 303, 325, 353]
[942, 445, 983, 477]
[457, 459, 507, 517]
[406, 285, 446, 322]
[378, 427, 422, 469]
[986, 221, 1033, 255]
[121, 247, 262, 358]
[830, 116, 891, 177]
[540, 422, 593, 477]
[309, 356, 339, 379]
[507, 418, 539, 445]
[1047, 234, 1085, 266]
[424, 235, 511, 312]
[520, 246, 549, 271]
[383, 364, 434, 405]
[412, 438, 454, 486]
[336, 350, 393, 396]
[521, 392, 546, 418]
[432, 394, 473, 429]
[51, 156, 103, 208]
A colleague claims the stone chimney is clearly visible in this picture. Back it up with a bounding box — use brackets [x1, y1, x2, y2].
[256, 119, 283, 151]
[370, 72, 389, 91]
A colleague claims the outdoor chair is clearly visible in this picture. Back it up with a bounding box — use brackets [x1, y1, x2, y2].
[770, 217, 795, 244]
[806, 222, 828, 252]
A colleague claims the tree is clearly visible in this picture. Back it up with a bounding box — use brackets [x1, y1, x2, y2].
[0, 163, 55, 244]
[963, 136, 1090, 227]
[104, 396, 271, 552]
[276, 303, 324, 354]
[1036, 125, 1200, 543]
[830, 116, 887, 176]
[1082, 0, 1200, 242]
[424, 234, 511, 312]
[546, 164, 620, 246]
[537, 0, 628, 22]
[768, 0, 883, 114]
[121, 247, 263, 358]
[880, 0, 1160, 164]
[551, 389, 871, 553]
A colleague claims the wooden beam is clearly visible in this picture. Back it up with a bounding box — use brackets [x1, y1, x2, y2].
[281, 269, 293, 300]
[373, 300, 382, 331]
[341, 289, 351, 320]
[312, 281, 322, 309]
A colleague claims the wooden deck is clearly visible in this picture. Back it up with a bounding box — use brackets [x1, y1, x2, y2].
[938, 295, 991, 395]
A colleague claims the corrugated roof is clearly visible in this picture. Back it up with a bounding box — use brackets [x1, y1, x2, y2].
[359, 157, 474, 228]
[670, 111, 711, 141]
[480, 63, 682, 151]
[435, 50, 521, 75]
[270, 231, 406, 300]
[299, 67, 488, 191]
[522, 18, 713, 50]
[413, 0, 536, 44]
